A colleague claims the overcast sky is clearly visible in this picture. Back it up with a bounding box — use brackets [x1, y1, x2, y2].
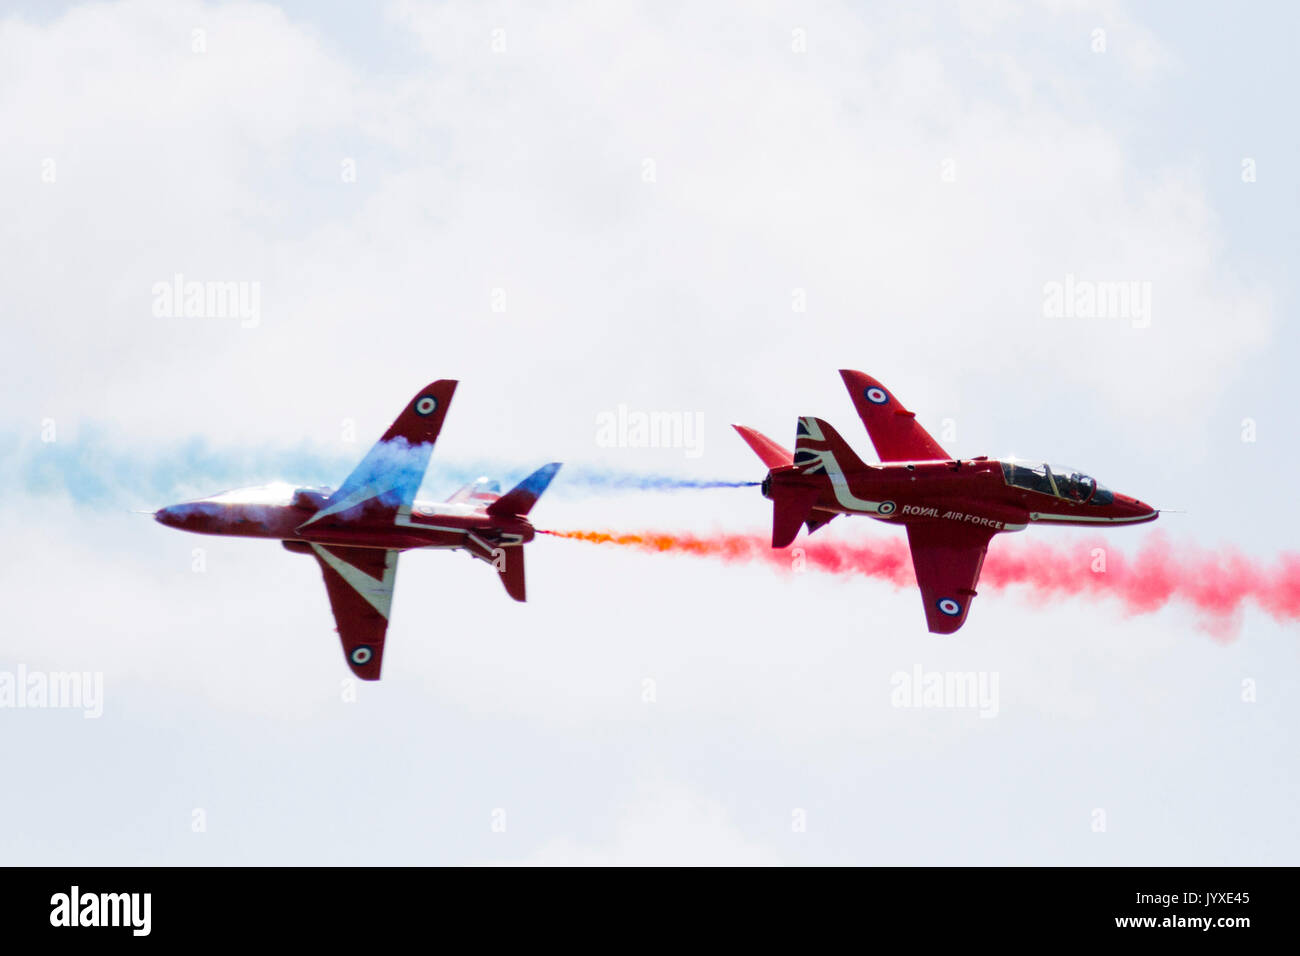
[2, 0, 1297, 864]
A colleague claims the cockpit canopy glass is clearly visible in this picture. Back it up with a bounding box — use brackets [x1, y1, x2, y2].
[999, 460, 1114, 505]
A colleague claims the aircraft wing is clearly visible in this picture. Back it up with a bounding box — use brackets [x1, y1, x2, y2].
[904, 522, 995, 634]
[309, 544, 400, 680]
[300, 379, 457, 529]
[840, 370, 949, 462]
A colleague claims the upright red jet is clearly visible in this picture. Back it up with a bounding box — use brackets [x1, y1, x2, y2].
[733, 370, 1157, 633]
[155, 380, 560, 679]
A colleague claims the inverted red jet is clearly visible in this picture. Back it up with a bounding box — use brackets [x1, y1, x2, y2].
[733, 370, 1157, 633]
[155, 380, 560, 679]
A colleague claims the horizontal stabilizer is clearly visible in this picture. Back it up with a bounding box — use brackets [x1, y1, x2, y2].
[487, 463, 562, 518]
[732, 424, 794, 468]
[805, 511, 838, 535]
[447, 477, 501, 504]
[772, 485, 819, 548]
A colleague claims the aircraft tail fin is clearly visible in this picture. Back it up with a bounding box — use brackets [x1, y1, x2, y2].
[486, 463, 562, 518]
[463, 532, 528, 602]
[497, 544, 526, 601]
[731, 424, 794, 468]
[452, 464, 559, 603]
[301, 380, 457, 528]
[793, 416, 870, 475]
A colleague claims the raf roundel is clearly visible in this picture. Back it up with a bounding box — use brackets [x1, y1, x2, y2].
[414, 395, 438, 417]
[864, 386, 889, 405]
[350, 646, 373, 665]
[877, 500, 897, 516]
[936, 598, 962, 617]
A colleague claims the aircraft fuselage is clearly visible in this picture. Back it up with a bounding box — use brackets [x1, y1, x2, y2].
[154, 489, 537, 552]
[763, 456, 1156, 533]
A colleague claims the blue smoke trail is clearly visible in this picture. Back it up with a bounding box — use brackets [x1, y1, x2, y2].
[3, 427, 757, 509]
[556, 470, 759, 492]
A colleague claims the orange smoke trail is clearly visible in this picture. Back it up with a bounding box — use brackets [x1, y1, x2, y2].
[540, 528, 914, 585]
[539, 528, 1300, 637]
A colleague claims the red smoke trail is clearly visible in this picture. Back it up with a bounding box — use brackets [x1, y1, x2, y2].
[539, 528, 1300, 638]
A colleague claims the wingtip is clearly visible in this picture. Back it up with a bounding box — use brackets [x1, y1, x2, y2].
[839, 368, 877, 386]
[418, 378, 459, 397]
[533, 461, 563, 484]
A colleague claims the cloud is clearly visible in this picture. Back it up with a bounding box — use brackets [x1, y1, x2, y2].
[2, 0, 1272, 456]
[490, 782, 783, 866]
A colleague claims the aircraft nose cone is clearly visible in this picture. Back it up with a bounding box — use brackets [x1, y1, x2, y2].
[1115, 493, 1158, 521]
[1130, 497, 1156, 517]
[154, 505, 181, 528]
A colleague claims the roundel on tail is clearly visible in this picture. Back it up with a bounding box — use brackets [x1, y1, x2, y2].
[865, 386, 889, 405]
[351, 646, 374, 665]
[414, 395, 439, 417]
[936, 598, 962, 617]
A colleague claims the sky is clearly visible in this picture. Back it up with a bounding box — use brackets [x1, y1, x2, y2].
[1, 0, 1297, 865]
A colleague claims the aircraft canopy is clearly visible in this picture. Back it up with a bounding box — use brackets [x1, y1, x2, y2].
[998, 460, 1114, 505]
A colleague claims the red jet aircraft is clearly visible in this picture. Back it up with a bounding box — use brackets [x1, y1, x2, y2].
[733, 370, 1157, 633]
[155, 380, 560, 679]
